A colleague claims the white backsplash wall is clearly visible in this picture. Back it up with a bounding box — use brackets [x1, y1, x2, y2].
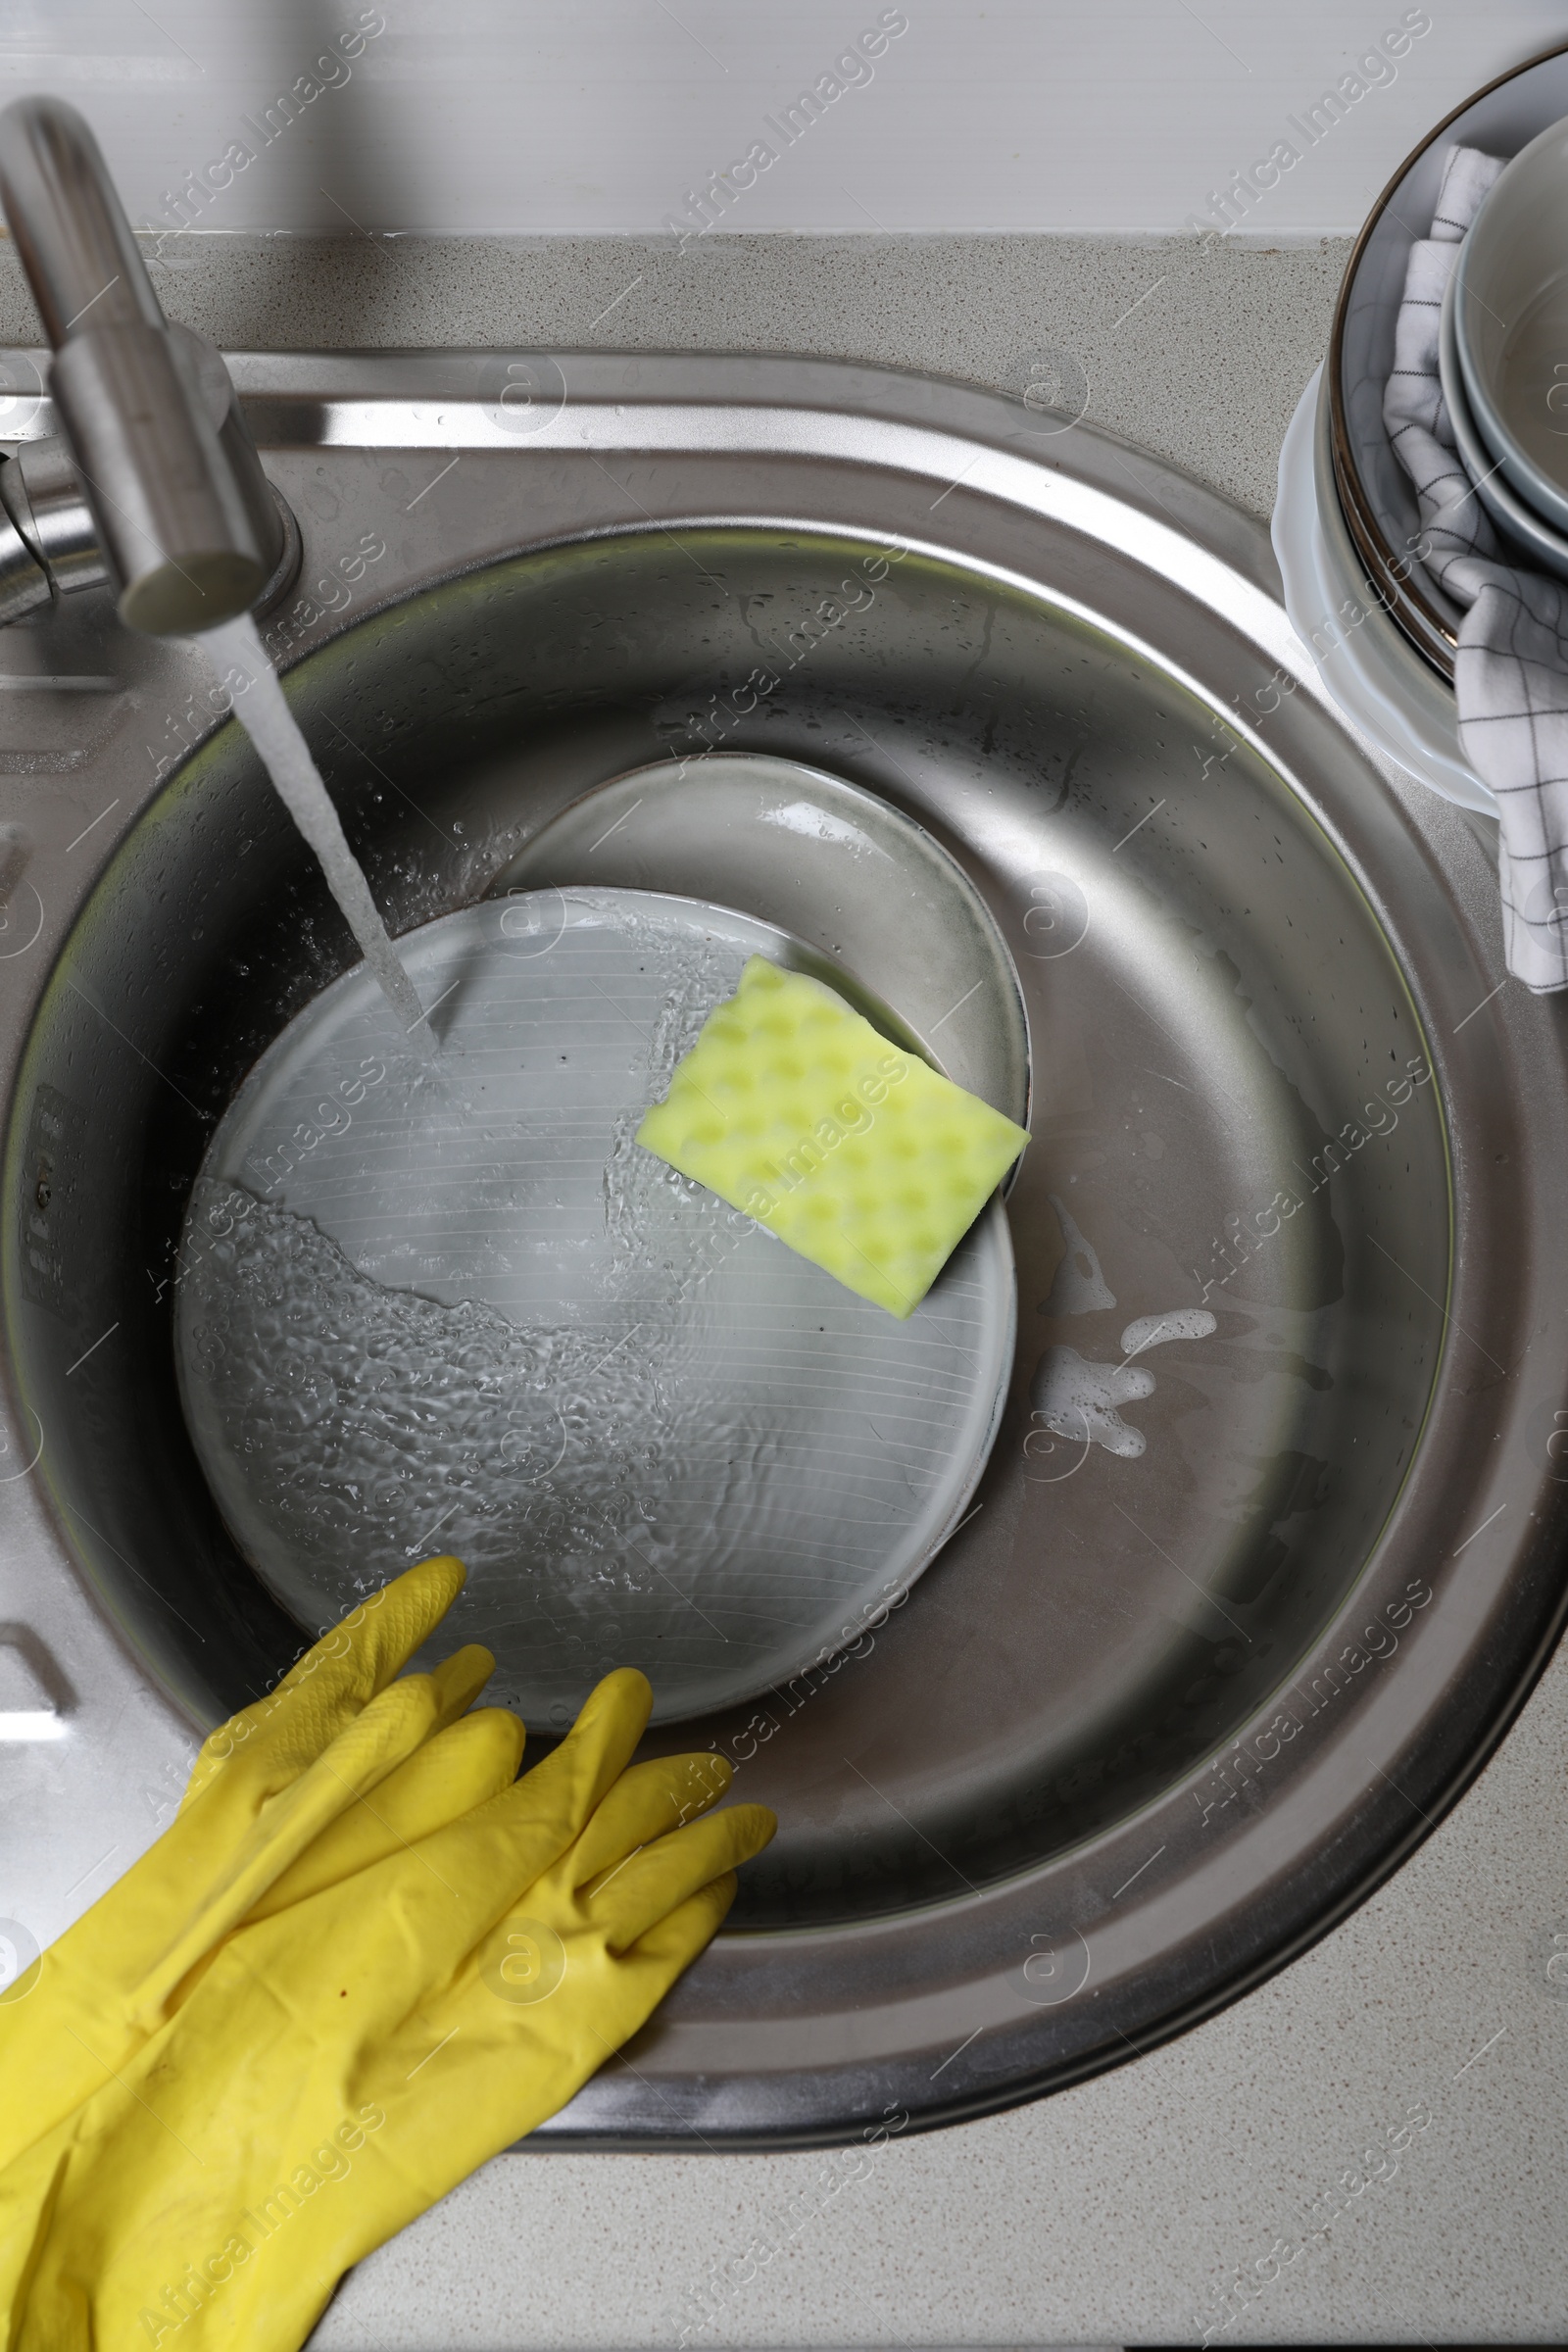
[1, 0, 1565, 239]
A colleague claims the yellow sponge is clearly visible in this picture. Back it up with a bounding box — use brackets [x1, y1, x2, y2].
[636, 956, 1028, 1318]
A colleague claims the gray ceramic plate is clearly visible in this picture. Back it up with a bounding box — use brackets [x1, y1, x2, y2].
[172, 888, 1017, 1728]
[496, 753, 1031, 1134]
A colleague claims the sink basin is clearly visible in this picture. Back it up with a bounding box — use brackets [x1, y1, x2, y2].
[3, 351, 1567, 2146]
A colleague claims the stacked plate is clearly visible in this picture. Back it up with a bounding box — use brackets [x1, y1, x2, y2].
[1274, 42, 1568, 815]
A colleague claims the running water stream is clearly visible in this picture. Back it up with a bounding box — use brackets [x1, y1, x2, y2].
[196, 613, 434, 1055]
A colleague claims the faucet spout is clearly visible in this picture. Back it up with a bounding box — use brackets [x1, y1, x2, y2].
[0, 95, 291, 635]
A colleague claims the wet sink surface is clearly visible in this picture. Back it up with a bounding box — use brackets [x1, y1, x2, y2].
[2, 352, 1566, 2143]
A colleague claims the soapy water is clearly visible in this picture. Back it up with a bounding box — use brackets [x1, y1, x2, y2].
[1031, 1345, 1154, 1460]
[174, 890, 1014, 1724]
[196, 614, 434, 1057]
[1119, 1307, 1218, 1358]
[1029, 1306, 1218, 1463]
[177, 1181, 699, 1684]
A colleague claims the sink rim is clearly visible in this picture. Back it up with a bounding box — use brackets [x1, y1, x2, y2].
[1, 349, 1564, 2149]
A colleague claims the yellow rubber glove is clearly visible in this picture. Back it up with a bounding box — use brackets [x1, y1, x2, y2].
[4, 1670, 774, 2352]
[239, 1701, 523, 1923]
[0, 1556, 500, 2173]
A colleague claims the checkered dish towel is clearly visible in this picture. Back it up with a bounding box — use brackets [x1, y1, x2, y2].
[1383, 142, 1568, 992]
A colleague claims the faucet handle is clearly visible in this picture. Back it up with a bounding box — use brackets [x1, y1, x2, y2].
[0, 433, 110, 606]
[0, 480, 50, 626]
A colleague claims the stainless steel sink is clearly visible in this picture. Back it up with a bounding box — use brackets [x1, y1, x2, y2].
[3, 349, 1567, 2147]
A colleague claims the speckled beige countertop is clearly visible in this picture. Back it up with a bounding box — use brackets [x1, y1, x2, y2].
[5, 230, 1563, 2349]
[1, 231, 1348, 521]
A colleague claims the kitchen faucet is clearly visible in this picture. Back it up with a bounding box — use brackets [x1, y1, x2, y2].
[0, 95, 296, 634]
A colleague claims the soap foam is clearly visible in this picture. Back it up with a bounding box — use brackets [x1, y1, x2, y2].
[1030, 1343, 1154, 1459]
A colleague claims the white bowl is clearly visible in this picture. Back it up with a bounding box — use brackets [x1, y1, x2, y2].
[1454, 112, 1568, 539]
[1440, 265, 1568, 579]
